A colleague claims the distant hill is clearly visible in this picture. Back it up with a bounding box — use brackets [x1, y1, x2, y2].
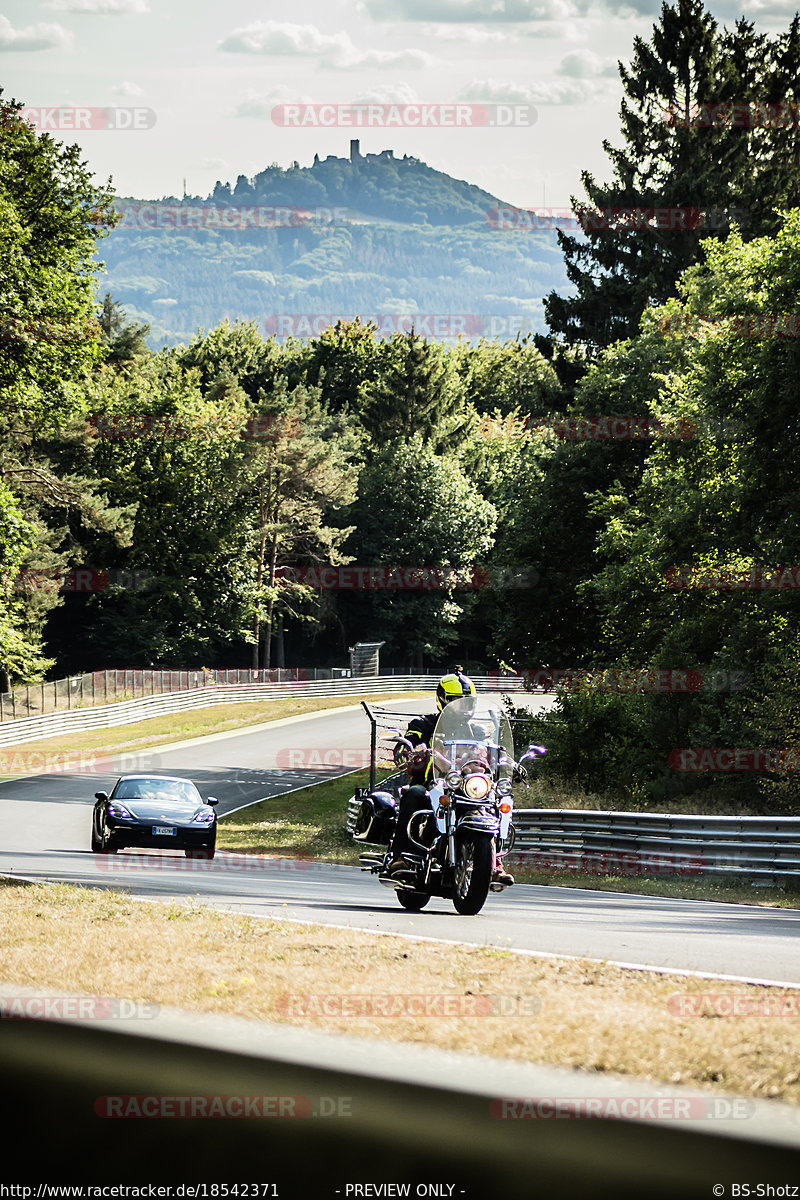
[97, 144, 573, 349]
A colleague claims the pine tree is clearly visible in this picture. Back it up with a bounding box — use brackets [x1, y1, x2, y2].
[544, 0, 780, 349]
[358, 330, 471, 450]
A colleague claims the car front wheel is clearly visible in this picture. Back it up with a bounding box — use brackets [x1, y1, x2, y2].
[185, 845, 215, 860]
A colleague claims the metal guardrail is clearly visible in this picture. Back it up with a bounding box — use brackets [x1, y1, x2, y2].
[509, 809, 800, 881]
[0, 666, 391, 721]
[0, 675, 525, 748]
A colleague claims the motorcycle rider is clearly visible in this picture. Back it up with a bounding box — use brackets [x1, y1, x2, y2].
[386, 669, 515, 886]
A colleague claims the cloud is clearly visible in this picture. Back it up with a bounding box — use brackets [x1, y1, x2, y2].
[459, 76, 597, 104]
[353, 82, 421, 104]
[219, 21, 353, 56]
[219, 20, 437, 69]
[417, 22, 518, 41]
[111, 80, 144, 96]
[366, 0, 569, 20]
[557, 49, 618, 77]
[0, 15, 72, 49]
[233, 87, 313, 119]
[45, 0, 149, 11]
[192, 157, 231, 172]
[322, 46, 439, 69]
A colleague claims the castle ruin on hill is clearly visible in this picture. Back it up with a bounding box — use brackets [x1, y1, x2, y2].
[313, 139, 418, 167]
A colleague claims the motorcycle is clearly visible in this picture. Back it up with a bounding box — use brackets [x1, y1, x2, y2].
[348, 696, 545, 916]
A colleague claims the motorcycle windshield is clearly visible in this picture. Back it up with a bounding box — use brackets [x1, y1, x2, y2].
[431, 696, 515, 786]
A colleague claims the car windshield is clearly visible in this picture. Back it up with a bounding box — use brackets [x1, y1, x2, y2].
[114, 777, 201, 804]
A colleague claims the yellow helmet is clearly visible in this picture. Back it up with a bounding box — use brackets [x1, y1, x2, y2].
[436, 669, 476, 711]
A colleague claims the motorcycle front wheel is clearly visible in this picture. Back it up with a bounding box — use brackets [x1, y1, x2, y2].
[452, 835, 492, 915]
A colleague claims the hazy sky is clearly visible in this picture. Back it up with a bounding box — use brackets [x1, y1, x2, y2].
[1, 0, 796, 208]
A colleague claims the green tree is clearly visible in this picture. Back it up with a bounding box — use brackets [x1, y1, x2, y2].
[544, 1, 791, 349]
[358, 331, 473, 451]
[544, 210, 800, 807]
[0, 90, 117, 684]
[340, 438, 497, 671]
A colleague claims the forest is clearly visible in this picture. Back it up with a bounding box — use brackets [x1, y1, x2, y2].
[103, 149, 570, 349]
[3, 0, 800, 810]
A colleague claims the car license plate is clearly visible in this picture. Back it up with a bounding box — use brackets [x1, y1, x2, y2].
[152, 826, 176, 836]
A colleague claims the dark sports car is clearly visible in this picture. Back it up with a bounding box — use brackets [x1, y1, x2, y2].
[91, 774, 219, 859]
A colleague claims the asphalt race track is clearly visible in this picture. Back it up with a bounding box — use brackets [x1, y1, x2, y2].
[2, 698, 799, 984]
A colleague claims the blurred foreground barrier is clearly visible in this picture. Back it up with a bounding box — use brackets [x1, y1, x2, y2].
[0, 1009, 798, 1195]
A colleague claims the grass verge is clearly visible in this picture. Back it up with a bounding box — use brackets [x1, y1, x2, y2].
[1, 878, 798, 1105]
[217, 767, 373, 863]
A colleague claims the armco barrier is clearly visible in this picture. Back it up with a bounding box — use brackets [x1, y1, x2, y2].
[0, 675, 526, 749]
[510, 809, 800, 881]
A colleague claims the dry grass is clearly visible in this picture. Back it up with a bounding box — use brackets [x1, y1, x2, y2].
[1, 878, 799, 1105]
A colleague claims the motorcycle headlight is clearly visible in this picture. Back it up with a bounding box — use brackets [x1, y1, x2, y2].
[108, 802, 133, 819]
[496, 778, 513, 796]
[463, 774, 491, 800]
[446, 770, 462, 788]
[192, 809, 215, 824]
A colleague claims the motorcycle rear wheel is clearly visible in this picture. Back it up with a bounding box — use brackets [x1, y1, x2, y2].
[452, 835, 492, 915]
[396, 890, 430, 911]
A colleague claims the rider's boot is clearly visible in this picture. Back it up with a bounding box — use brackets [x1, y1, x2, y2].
[491, 846, 515, 886]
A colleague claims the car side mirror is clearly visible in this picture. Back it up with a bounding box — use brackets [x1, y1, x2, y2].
[206, 796, 219, 806]
[94, 791, 109, 803]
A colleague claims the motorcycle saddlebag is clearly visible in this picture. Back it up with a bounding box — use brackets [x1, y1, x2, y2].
[352, 790, 397, 845]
